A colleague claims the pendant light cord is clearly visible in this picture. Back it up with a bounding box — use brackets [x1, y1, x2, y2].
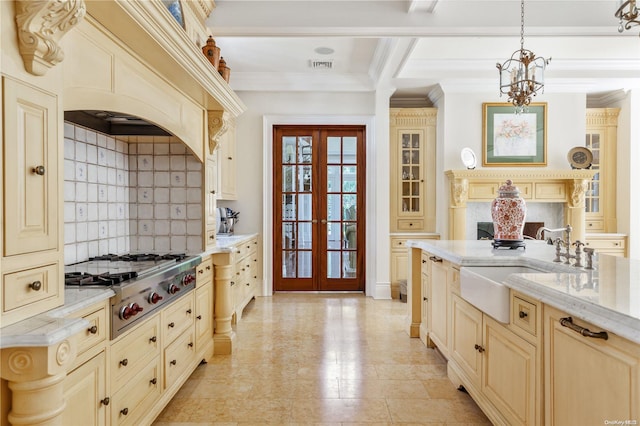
[520, 0, 525, 51]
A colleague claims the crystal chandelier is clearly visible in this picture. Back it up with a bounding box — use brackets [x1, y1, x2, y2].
[496, 0, 551, 113]
[615, 0, 640, 35]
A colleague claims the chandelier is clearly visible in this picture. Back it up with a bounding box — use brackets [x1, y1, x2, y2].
[615, 0, 640, 35]
[496, 0, 551, 113]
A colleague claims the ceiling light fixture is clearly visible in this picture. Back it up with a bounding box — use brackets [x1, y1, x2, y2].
[496, 0, 551, 113]
[615, 0, 640, 35]
[314, 47, 334, 55]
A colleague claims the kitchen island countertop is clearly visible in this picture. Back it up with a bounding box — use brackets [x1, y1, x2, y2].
[406, 239, 640, 344]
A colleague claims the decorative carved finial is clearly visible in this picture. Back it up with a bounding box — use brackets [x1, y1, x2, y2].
[207, 110, 230, 154]
[15, 0, 86, 76]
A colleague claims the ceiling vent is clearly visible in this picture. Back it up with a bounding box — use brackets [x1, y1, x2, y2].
[309, 59, 333, 70]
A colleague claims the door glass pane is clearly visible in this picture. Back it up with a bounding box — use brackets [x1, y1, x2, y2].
[298, 194, 312, 220]
[283, 166, 295, 191]
[327, 222, 341, 250]
[328, 137, 341, 163]
[283, 194, 296, 220]
[283, 137, 296, 163]
[298, 222, 312, 249]
[343, 195, 356, 220]
[343, 137, 356, 164]
[327, 194, 341, 221]
[299, 165, 312, 192]
[282, 250, 296, 277]
[282, 223, 296, 249]
[299, 137, 312, 163]
[327, 166, 340, 191]
[298, 252, 311, 278]
[343, 166, 356, 192]
[402, 134, 410, 148]
[327, 251, 341, 278]
[342, 252, 356, 278]
[343, 224, 356, 249]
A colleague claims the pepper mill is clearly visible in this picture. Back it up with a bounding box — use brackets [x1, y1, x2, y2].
[201, 36, 220, 69]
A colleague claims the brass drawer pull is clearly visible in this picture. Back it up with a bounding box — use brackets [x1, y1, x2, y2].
[149, 336, 157, 343]
[32, 165, 45, 175]
[100, 397, 110, 406]
[88, 325, 98, 334]
[560, 317, 608, 340]
[29, 281, 42, 291]
[429, 256, 443, 263]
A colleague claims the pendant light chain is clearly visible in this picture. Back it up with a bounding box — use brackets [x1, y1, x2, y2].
[520, 0, 525, 51]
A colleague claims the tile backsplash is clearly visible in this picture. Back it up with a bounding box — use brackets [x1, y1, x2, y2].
[64, 122, 203, 265]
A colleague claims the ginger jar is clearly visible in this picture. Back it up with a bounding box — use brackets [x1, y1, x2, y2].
[491, 179, 527, 249]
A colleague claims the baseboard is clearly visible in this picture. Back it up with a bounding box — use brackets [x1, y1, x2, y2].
[374, 282, 392, 299]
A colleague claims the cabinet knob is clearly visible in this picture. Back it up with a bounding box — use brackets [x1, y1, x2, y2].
[120, 408, 128, 416]
[186, 309, 192, 314]
[149, 336, 157, 343]
[32, 165, 45, 175]
[519, 311, 528, 319]
[423, 297, 428, 301]
[29, 281, 42, 291]
[422, 260, 426, 264]
[88, 325, 98, 334]
[206, 265, 212, 270]
[474, 344, 485, 353]
[150, 378, 157, 385]
[168, 322, 175, 328]
[210, 190, 216, 194]
[170, 359, 177, 366]
[210, 234, 215, 240]
[409, 223, 413, 226]
[100, 397, 110, 406]
[227, 156, 233, 160]
[120, 359, 128, 367]
[197, 315, 202, 320]
[188, 342, 194, 348]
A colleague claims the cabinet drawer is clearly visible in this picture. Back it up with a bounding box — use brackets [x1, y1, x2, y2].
[511, 293, 538, 338]
[397, 219, 424, 231]
[534, 182, 566, 200]
[164, 328, 196, 390]
[3, 263, 59, 313]
[196, 256, 213, 286]
[111, 355, 162, 426]
[390, 237, 409, 250]
[110, 314, 160, 391]
[585, 238, 626, 250]
[586, 220, 604, 232]
[71, 303, 108, 358]
[421, 252, 430, 276]
[162, 293, 195, 343]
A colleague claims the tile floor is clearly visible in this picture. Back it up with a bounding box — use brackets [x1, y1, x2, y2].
[153, 294, 491, 425]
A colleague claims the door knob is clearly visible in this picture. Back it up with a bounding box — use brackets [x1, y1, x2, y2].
[321, 219, 327, 224]
[312, 219, 318, 223]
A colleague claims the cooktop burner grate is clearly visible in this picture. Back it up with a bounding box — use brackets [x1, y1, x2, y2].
[64, 271, 138, 286]
[88, 253, 187, 262]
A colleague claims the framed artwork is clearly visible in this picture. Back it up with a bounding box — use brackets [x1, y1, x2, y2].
[482, 102, 547, 166]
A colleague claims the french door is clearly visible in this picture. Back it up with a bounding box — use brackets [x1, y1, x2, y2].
[273, 125, 366, 292]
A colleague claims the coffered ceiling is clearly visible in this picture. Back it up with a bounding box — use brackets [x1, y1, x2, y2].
[206, 0, 640, 100]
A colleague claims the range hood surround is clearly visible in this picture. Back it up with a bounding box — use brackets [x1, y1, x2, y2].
[64, 110, 171, 136]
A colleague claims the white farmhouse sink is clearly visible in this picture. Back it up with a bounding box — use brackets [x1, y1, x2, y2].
[459, 266, 542, 323]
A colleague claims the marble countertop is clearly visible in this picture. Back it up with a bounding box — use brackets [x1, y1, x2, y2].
[202, 233, 259, 256]
[406, 239, 640, 344]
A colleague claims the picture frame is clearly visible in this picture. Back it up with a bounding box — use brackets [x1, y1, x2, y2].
[482, 102, 547, 166]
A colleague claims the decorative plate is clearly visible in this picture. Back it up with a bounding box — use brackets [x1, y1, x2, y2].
[461, 147, 477, 169]
[567, 147, 593, 169]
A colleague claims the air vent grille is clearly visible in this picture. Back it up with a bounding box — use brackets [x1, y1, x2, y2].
[309, 59, 333, 69]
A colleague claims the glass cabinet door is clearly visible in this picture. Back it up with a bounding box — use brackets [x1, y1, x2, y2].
[399, 131, 423, 214]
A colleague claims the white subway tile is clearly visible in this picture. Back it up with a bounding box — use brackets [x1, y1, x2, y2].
[77, 242, 89, 262]
[186, 156, 202, 171]
[75, 182, 87, 202]
[129, 221, 137, 235]
[76, 222, 88, 242]
[64, 138, 75, 159]
[64, 160, 75, 181]
[86, 144, 97, 164]
[170, 143, 186, 154]
[138, 236, 154, 251]
[75, 203, 87, 221]
[106, 150, 116, 168]
[64, 244, 77, 265]
[154, 188, 170, 203]
[129, 205, 137, 220]
[64, 203, 76, 222]
[170, 221, 186, 235]
[98, 239, 109, 255]
[75, 142, 87, 162]
[187, 236, 202, 254]
[170, 188, 187, 203]
[98, 203, 108, 220]
[154, 171, 170, 187]
[87, 203, 98, 221]
[170, 156, 186, 171]
[116, 152, 125, 169]
[117, 220, 126, 236]
[88, 241, 99, 258]
[154, 143, 170, 155]
[128, 143, 137, 154]
[170, 235, 187, 252]
[64, 223, 76, 244]
[187, 220, 201, 235]
[154, 220, 170, 235]
[128, 156, 137, 171]
[129, 171, 137, 186]
[117, 186, 126, 202]
[64, 182, 76, 202]
[138, 171, 154, 187]
[64, 122, 75, 139]
[97, 184, 108, 202]
[75, 163, 87, 181]
[155, 237, 171, 252]
[116, 140, 127, 153]
[97, 166, 108, 184]
[138, 155, 153, 171]
[117, 237, 127, 252]
[108, 203, 117, 220]
[186, 204, 202, 219]
[96, 133, 107, 148]
[75, 126, 87, 142]
[87, 164, 98, 183]
[107, 185, 117, 203]
[86, 130, 97, 145]
[186, 171, 201, 187]
[106, 136, 116, 151]
[187, 188, 202, 203]
[138, 204, 153, 219]
[138, 143, 153, 154]
[154, 204, 170, 219]
[154, 156, 170, 171]
[170, 205, 187, 220]
[170, 172, 185, 186]
[97, 148, 107, 166]
[107, 168, 116, 185]
[87, 221, 99, 240]
[138, 188, 152, 203]
[108, 238, 118, 253]
[108, 221, 117, 238]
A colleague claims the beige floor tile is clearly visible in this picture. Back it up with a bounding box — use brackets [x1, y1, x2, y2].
[153, 296, 490, 425]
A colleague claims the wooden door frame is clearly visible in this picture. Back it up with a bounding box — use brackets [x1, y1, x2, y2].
[272, 125, 366, 292]
[261, 115, 377, 297]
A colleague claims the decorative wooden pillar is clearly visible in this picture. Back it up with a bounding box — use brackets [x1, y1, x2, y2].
[566, 178, 590, 243]
[1, 339, 77, 425]
[406, 247, 423, 338]
[212, 251, 235, 354]
[449, 178, 469, 240]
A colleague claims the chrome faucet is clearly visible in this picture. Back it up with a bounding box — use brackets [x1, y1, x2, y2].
[535, 224, 584, 267]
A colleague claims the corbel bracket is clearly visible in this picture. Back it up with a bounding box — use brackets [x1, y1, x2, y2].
[207, 110, 230, 154]
[15, 0, 86, 76]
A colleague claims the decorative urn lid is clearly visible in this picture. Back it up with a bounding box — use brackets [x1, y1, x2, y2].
[497, 179, 521, 198]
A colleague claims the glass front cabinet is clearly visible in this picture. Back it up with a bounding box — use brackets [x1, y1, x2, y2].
[389, 108, 437, 233]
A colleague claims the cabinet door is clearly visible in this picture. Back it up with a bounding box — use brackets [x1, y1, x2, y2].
[3, 77, 58, 255]
[429, 257, 448, 355]
[63, 351, 107, 426]
[545, 308, 640, 425]
[218, 124, 237, 200]
[205, 154, 218, 245]
[450, 294, 483, 389]
[195, 281, 213, 354]
[483, 315, 537, 426]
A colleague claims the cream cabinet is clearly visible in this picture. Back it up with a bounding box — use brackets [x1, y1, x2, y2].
[585, 108, 620, 233]
[585, 233, 628, 257]
[390, 234, 439, 299]
[217, 117, 237, 200]
[544, 305, 640, 425]
[195, 256, 214, 360]
[449, 289, 540, 425]
[63, 351, 108, 426]
[427, 254, 452, 358]
[1, 76, 63, 327]
[389, 108, 437, 233]
[205, 153, 218, 246]
[231, 235, 259, 321]
[419, 251, 431, 346]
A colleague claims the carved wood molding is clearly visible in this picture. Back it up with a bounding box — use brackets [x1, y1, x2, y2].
[207, 110, 230, 154]
[390, 108, 437, 127]
[451, 179, 469, 207]
[15, 0, 86, 76]
[568, 179, 589, 208]
[184, 0, 216, 22]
